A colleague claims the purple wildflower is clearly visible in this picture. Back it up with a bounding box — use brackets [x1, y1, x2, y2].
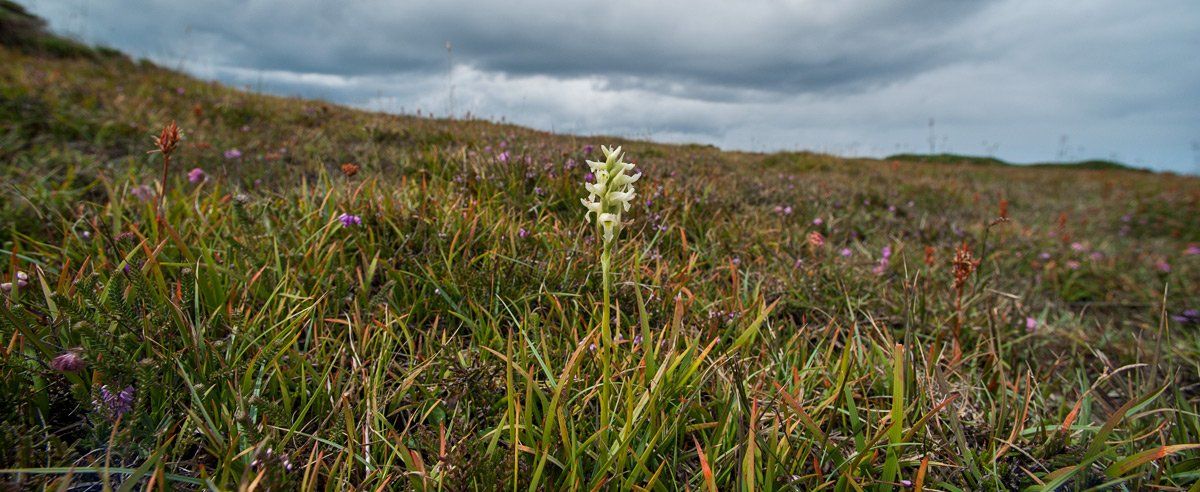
[187, 168, 206, 184]
[584, 144, 594, 154]
[337, 213, 362, 227]
[224, 148, 243, 159]
[3, 272, 31, 291]
[1156, 260, 1171, 273]
[1038, 252, 1052, 260]
[812, 217, 823, 226]
[518, 227, 530, 238]
[840, 248, 852, 257]
[1172, 309, 1199, 325]
[872, 246, 892, 275]
[584, 172, 595, 183]
[131, 184, 155, 201]
[1025, 317, 1038, 332]
[251, 448, 294, 472]
[1070, 242, 1086, 252]
[497, 151, 510, 163]
[1186, 244, 1200, 256]
[50, 350, 85, 372]
[98, 385, 135, 418]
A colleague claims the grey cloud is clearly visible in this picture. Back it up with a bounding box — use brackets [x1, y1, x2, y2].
[20, 0, 1200, 172]
[38, 0, 995, 95]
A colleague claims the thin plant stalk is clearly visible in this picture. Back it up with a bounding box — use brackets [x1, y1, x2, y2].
[599, 245, 612, 427]
[151, 121, 181, 222]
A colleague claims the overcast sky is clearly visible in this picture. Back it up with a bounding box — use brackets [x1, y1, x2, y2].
[23, 0, 1200, 172]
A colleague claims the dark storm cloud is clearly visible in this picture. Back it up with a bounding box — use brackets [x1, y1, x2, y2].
[22, 0, 1200, 172]
[436, 1, 993, 95]
[32, 0, 995, 95]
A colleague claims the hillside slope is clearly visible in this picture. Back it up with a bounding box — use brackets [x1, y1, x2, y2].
[2, 11, 1200, 490]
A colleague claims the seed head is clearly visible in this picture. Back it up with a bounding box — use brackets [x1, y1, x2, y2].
[153, 121, 180, 156]
[806, 231, 825, 249]
[952, 242, 979, 292]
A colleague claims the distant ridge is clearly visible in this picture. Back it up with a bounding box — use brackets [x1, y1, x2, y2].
[0, 0, 125, 59]
[886, 153, 1148, 172]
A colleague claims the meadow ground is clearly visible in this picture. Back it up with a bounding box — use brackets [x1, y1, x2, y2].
[2, 6, 1200, 490]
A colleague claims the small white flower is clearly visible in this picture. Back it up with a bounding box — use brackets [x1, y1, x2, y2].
[581, 197, 603, 220]
[610, 171, 639, 188]
[585, 180, 607, 197]
[597, 212, 620, 243]
[608, 190, 637, 211]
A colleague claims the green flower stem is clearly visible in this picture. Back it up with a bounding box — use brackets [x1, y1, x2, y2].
[599, 243, 613, 427]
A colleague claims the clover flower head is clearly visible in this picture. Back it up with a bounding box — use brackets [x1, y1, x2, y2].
[187, 168, 206, 184]
[50, 350, 86, 372]
[580, 145, 640, 245]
